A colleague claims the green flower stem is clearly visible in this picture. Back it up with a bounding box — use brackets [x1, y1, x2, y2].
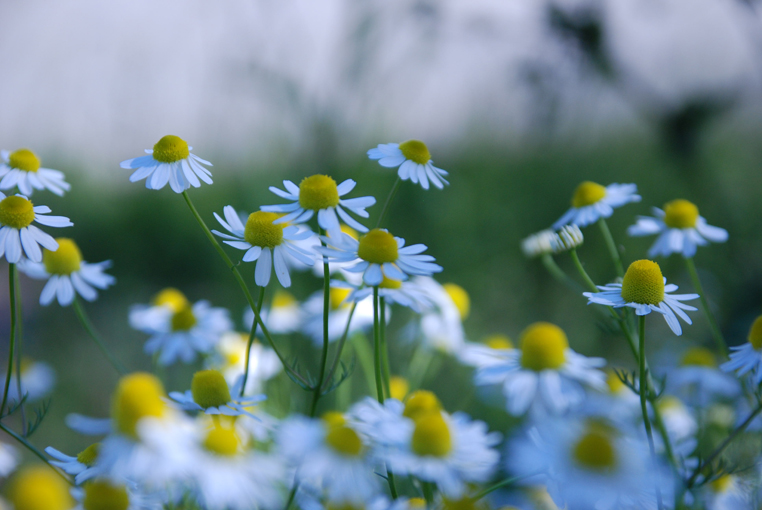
[684, 257, 727, 358]
[598, 218, 624, 277]
[380, 297, 391, 398]
[540, 253, 585, 293]
[569, 249, 598, 293]
[73, 297, 127, 375]
[283, 484, 298, 510]
[309, 235, 332, 417]
[351, 331, 376, 394]
[0, 421, 72, 484]
[408, 345, 435, 391]
[375, 177, 402, 229]
[181, 191, 309, 388]
[422, 480, 436, 508]
[240, 286, 266, 398]
[12, 267, 26, 429]
[1, 264, 18, 416]
[373, 287, 384, 403]
[320, 302, 358, 394]
[639, 316, 663, 510]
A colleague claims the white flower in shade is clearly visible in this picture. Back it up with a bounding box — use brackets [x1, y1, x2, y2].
[722, 315, 762, 384]
[128, 287, 189, 331]
[665, 347, 740, 407]
[18, 238, 115, 306]
[416, 278, 469, 353]
[653, 396, 698, 462]
[169, 369, 265, 418]
[0, 442, 17, 479]
[3, 358, 55, 402]
[458, 334, 514, 368]
[212, 207, 314, 287]
[0, 192, 72, 263]
[208, 332, 282, 395]
[584, 260, 699, 336]
[367, 140, 449, 190]
[471, 322, 606, 416]
[301, 285, 375, 346]
[120, 135, 213, 193]
[628, 200, 728, 258]
[332, 277, 434, 314]
[71, 479, 162, 510]
[243, 290, 303, 335]
[520, 230, 557, 259]
[46, 443, 102, 485]
[262, 176, 375, 237]
[276, 413, 379, 504]
[0, 149, 70, 196]
[702, 474, 753, 510]
[552, 181, 640, 230]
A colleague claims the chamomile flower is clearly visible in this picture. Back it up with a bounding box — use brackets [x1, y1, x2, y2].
[2, 357, 56, 402]
[653, 396, 698, 460]
[665, 347, 740, 407]
[721, 315, 762, 384]
[301, 285, 375, 345]
[8, 465, 74, 510]
[332, 277, 434, 313]
[19, 238, 115, 306]
[0, 192, 72, 263]
[628, 199, 728, 258]
[520, 230, 557, 258]
[169, 369, 265, 418]
[46, 443, 102, 485]
[367, 140, 449, 190]
[702, 474, 753, 510]
[129, 287, 189, 332]
[458, 334, 514, 368]
[120, 135, 213, 193]
[243, 290, 303, 334]
[348, 391, 438, 447]
[71, 479, 162, 510]
[552, 181, 640, 230]
[212, 207, 314, 287]
[0, 149, 70, 196]
[584, 260, 699, 336]
[416, 278, 469, 353]
[262, 176, 375, 237]
[208, 332, 281, 395]
[470, 322, 606, 416]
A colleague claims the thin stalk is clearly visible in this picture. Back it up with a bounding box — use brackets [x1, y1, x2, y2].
[639, 316, 663, 510]
[1, 264, 18, 416]
[12, 267, 26, 429]
[386, 468, 399, 499]
[351, 331, 377, 393]
[422, 480, 435, 508]
[408, 345, 434, 390]
[540, 253, 585, 293]
[380, 297, 391, 398]
[375, 177, 402, 229]
[0, 421, 72, 484]
[240, 286, 266, 397]
[684, 257, 727, 358]
[373, 287, 384, 403]
[569, 249, 598, 293]
[598, 218, 624, 277]
[309, 234, 331, 417]
[320, 302, 358, 394]
[283, 483, 298, 510]
[474, 473, 535, 501]
[73, 297, 127, 375]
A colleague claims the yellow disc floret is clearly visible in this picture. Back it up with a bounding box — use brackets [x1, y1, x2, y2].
[663, 199, 699, 229]
[111, 372, 167, 438]
[358, 229, 398, 264]
[748, 315, 762, 350]
[485, 334, 513, 350]
[204, 425, 242, 456]
[572, 426, 617, 472]
[571, 181, 607, 208]
[9, 466, 73, 510]
[710, 474, 734, 494]
[43, 238, 82, 275]
[321, 411, 347, 427]
[330, 287, 352, 310]
[152, 135, 189, 163]
[83, 480, 130, 510]
[519, 322, 568, 371]
[408, 498, 427, 510]
[8, 149, 40, 173]
[244, 211, 284, 249]
[340, 224, 359, 240]
[0, 195, 35, 229]
[403, 390, 442, 420]
[152, 288, 189, 313]
[680, 347, 716, 367]
[621, 260, 665, 305]
[411, 412, 452, 457]
[298, 175, 340, 210]
[76, 443, 101, 467]
[443, 283, 470, 320]
[191, 370, 231, 409]
[272, 290, 297, 309]
[389, 376, 410, 401]
[325, 422, 363, 457]
[606, 369, 626, 395]
[171, 306, 197, 332]
[399, 140, 431, 165]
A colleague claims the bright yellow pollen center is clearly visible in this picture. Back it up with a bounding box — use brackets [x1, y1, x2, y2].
[399, 140, 431, 165]
[358, 229, 398, 264]
[204, 426, 242, 456]
[329, 287, 352, 310]
[321, 411, 347, 427]
[663, 199, 699, 229]
[272, 290, 297, 308]
[244, 211, 284, 248]
[408, 498, 426, 510]
[111, 373, 167, 438]
[8, 149, 40, 173]
[191, 370, 231, 409]
[76, 443, 101, 466]
[571, 181, 607, 208]
[572, 428, 617, 472]
[152, 288, 189, 313]
[152, 135, 189, 163]
[340, 224, 359, 240]
[520, 322, 568, 371]
[298, 175, 340, 210]
[606, 369, 625, 394]
[325, 423, 364, 457]
[0, 195, 35, 229]
[710, 474, 733, 494]
[411, 412, 452, 457]
[10, 466, 73, 510]
[171, 306, 197, 331]
[621, 260, 665, 305]
[389, 376, 410, 401]
[443, 283, 470, 320]
[748, 316, 762, 350]
[379, 276, 402, 289]
[485, 334, 513, 350]
[83, 480, 130, 510]
[681, 347, 716, 367]
[403, 390, 442, 420]
[43, 238, 82, 275]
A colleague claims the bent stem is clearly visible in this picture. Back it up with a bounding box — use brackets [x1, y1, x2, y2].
[375, 177, 402, 229]
[598, 218, 624, 277]
[309, 234, 331, 417]
[569, 249, 598, 293]
[0, 264, 17, 416]
[639, 316, 663, 510]
[73, 297, 127, 375]
[540, 253, 585, 293]
[0, 421, 72, 484]
[684, 257, 727, 358]
[240, 286, 266, 397]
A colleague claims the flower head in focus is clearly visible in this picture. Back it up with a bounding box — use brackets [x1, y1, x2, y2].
[0, 148, 70, 196]
[368, 140, 449, 190]
[552, 181, 640, 230]
[0, 192, 72, 263]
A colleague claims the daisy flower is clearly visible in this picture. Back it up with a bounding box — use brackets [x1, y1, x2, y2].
[212, 207, 314, 287]
[2, 357, 55, 402]
[301, 285, 375, 345]
[552, 181, 640, 230]
[653, 396, 698, 461]
[71, 479, 162, 510]
[7, 465, 74, 510]
[415, 278, 469, 353]
[470, 322, 606, 416]
[721, 315, 762, 384]
[348, 391, 439, 447]
[701, 474, 754, 510]
[120, 135, 213, 193]
[208, 332, 282, 395]
[664, 347, 740, 407]
[458, 334, 514, 367]
[19, 238, 115, 306]
[367, 140, 449, 190]
[332, 277, 434, 313]
[261, 176, 375, 237]
[46, 442, 102, 485]
[0, 192, 72, 263]
[243, 290, 303, 334]
[584, 259, 699, 336]
[169, 369, 265, 418]
[129, 287, 189, 332]
[0, 148, 70, 196]
[628, 199, 728, 258]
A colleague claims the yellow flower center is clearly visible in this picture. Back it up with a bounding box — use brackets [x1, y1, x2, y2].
[606, 369, 625, 394]
[572, 427, 617, 472]
[399, 140, 431, 165]
[621, 260, 665, 305]
[8, 149, 40, 173]
[203, 425, 242, 456]
[83, 480, 130, 510]
[111, 373, 167, 438]
[340, 224, 359, 240]
[485, 334, 513, 350]
[443, 283, 470, 320]
[0, 195, 35, 229]
[379, 276, 402, 289]
[411, 412, 452, 457]
[330, 287, 352, 310]
[298, 175, 340, 211]
[76, 443, 101, 467]
[152, 287, 189, 313]
[571, 181, 607, 208]
[272, 290, 297, 308]
[191, 370, 231, 409]
[171, 306, 197, 332]
[403, 390, 442, 420]
[680, 347, 716, 367]
[657, 396, 684, 414]
[710, 474, 733, 494]
[9, 466, 73, 510]
[357, 229, 398, 264]
[663, 199, 699, 229]
[325, 423, 363, 457]
[520, 322, 568, 371]
[152, 135, 189, 163]
[321, 411, 347, 427]
[389, 376, 410, 401]
[43, 238, 82, 275]
[748, 315, 762, 350]
[408, 498, 426, 510]
[244, 211, 284, 249]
